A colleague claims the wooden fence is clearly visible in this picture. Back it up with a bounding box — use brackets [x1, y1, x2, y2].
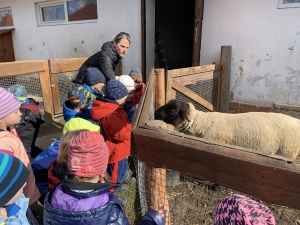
[133, 65, 300, 217]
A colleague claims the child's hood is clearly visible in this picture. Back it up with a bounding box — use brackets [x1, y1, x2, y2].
[91, 100, 121, 121]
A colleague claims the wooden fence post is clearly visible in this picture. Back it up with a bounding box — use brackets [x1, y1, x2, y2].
[148, 68, 170, 224]
[220, 46, 231, 113]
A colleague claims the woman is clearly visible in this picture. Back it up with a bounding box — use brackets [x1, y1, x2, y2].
[76, 32, 131, 84]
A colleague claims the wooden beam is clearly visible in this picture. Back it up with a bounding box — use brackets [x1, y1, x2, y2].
[49, 58, 87, 73]
[274, 103, 300, 112]
[155, 69, 165, 109]
[220, 46, 231, 112]
[168, 64, 221, 78]
[165, 70, 173, 103]
[133, 126, 300, 210]
[173, 70, 221, 86]
[132, 68, 155, 130]
[50, 73, 62, 115]
[39, 60, 54, 121]
[172, 79, 213, 111]
[0, 60, 46, 77]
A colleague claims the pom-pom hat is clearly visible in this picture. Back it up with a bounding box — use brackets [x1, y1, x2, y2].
[0, 87, 21, 119]
[68, 131, 109, 177]
[115, 75, 135, 91]
[0, 153, 30, 207]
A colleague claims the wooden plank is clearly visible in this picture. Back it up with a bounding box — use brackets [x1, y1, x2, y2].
[165, 70, 172, 103]
[132, 68, 155, 130]
[0, 60, 46, 77]
[274, 103, 300, 112]
[39, 60, 54, 121]
[168, 64, 221, 78]
[150, 69, 170, 225]
[220, 46, 231, 112]
[173, 70, 221, 86]
[50, 73, 63, 115]
[172, 79, 213, 111]
[155, 69, 165, 109]
[50, 58, 87, 73]
[133, 126, 300, 210]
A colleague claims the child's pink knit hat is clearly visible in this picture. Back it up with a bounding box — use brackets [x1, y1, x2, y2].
[0, 87, 21, 119]
[214, 194, 276, 225]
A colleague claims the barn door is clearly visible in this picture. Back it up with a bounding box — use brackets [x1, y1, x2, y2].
[0, 29, 15, 62]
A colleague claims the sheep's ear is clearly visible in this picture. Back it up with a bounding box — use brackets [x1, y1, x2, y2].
[165, 100, 181, 121]
[179, 103, 190, 121]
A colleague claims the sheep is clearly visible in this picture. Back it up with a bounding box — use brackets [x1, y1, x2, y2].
[154, 99, 300, 159]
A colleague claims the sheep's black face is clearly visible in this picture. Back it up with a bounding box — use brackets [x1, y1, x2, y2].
[154, 99, 189, 127]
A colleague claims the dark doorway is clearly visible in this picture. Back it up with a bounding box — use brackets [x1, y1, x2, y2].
[155, 0, 196, 70]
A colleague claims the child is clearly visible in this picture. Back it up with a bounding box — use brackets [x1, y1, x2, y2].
[63, 84, 94, 122]
[83, 67, 106, 98]
[0, 87, 41, 205]
[43, 131, 165, 225]
[0, 153, 36, 225]
[91, 80, 132, 185]
[129, 67, 146, 106]
[31, 117, 101, 202]
[116, 75, 136, 123]
[214, 194, 276, 225]
[7, 84, 45, 158]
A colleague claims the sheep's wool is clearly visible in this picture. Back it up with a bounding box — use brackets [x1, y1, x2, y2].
[178, 103, 300, 159]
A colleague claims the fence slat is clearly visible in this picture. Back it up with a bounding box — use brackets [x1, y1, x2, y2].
[50, 58, 87, 73]
[0, 60, 46, 77]
[168, 64, 220, 78]
[172, 79, 213, 111]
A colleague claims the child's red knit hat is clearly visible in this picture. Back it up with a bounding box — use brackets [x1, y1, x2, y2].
[68, 131, 109, 177]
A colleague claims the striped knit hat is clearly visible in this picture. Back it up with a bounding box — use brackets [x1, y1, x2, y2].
[0, 87, 21, 119]
[0, 153, 30, 207]
[68, 131, 109, 177]
[213, 194, 276, 225]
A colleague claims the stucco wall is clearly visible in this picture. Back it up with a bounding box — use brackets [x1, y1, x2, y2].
[0, 0, 141, 75]
[201, 0, 300, 106]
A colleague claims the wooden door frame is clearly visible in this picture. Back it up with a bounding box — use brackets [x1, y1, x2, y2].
[141, 0, 146, 82]
[192, 0, 204, 66]
[143, 0, 204, 74]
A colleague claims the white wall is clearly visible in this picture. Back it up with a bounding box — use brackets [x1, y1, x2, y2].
[201, 0, 300, 106]
[0, 0, 141, 75]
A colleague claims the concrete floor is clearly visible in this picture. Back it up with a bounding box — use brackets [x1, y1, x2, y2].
[30, 118, 64, 224]
[35, 118, 64, 150]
